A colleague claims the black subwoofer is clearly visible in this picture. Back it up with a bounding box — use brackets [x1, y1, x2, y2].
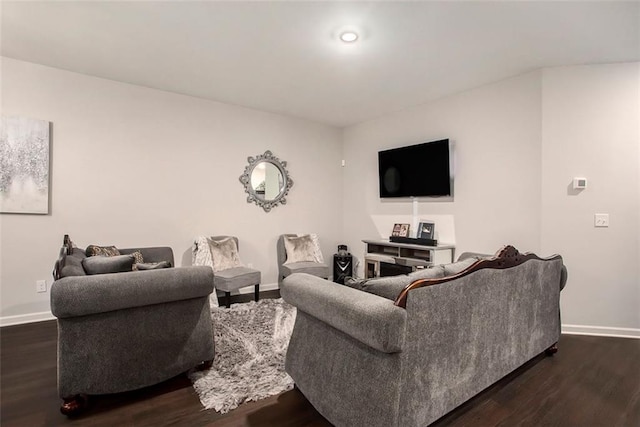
[333, 254, 353, 284]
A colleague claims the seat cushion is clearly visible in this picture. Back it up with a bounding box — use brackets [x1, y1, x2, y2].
[214, 266, 261, 292]
[282, 262, 329, 279]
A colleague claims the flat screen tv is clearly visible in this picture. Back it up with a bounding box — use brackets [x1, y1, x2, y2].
[378, 139, 451, 198]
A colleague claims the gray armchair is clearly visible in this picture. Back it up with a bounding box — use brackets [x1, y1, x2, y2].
[277, 234, 330, 282]
[51, 244, 215, 415]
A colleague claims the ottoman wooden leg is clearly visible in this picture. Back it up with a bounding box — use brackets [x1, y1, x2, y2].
[254, 284, 260, 302]
[545, 342, 558, 356]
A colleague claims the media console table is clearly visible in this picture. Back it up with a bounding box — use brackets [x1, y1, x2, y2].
[363, 239, 456, 279]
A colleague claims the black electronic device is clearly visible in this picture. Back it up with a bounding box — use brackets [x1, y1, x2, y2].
[333, 245, 353, 285]
[378, 139, 452, 198]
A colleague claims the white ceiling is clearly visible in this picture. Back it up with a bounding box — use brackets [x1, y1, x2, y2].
[2, 1, 639, 128]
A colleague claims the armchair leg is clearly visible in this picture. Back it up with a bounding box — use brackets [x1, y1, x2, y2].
[225, 292, 231, 308]
[60, 394, 88, 416]
[545, 342, 558, 356]
[254, 284, 260, 302]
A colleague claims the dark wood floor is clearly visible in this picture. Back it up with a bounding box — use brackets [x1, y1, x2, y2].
[1, 312, 639, 427]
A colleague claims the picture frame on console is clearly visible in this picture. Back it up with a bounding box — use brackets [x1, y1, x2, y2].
[418, 222, 435, 240]
[391, 223, 402, 236]
[398, 224, 410, 237]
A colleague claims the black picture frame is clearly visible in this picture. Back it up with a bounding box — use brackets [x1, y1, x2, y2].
[417, 222, 435, 239]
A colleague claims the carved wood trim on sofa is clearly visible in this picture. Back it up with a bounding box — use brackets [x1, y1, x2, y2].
[393, 245, 562, 309]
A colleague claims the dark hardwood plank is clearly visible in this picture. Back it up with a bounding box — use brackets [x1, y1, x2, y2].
[2, 312, 638, 426]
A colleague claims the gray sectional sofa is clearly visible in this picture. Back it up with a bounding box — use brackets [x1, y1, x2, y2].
[51, 241, 215, 415]
[281, 245, 566, 427]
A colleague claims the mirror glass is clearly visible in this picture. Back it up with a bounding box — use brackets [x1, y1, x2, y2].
[250, 161, 284, 201]
[239, 150, 293, 212]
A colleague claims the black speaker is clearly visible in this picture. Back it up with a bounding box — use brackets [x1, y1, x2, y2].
[333, 254, 353, 284]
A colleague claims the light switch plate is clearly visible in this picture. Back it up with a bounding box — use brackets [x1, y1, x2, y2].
[594, 213, 609, 227]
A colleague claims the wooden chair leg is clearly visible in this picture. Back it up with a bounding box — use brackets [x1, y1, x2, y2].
[254, 284, 260, 302]
[545, 342, 558, 356]
[225, 292, 231, 308]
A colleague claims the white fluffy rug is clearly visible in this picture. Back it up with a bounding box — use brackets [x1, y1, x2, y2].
[189, 298, 296, 413]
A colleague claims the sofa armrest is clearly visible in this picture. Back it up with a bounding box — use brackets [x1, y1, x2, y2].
[51, 266, 213, 318]
[281, 273, 407, 353]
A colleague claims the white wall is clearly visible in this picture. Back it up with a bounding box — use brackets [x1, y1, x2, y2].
[541, 63, 639, 333]
[343, 63, 639, 335]
[0, 58, 343, 321]
[342, 71, 543, 269]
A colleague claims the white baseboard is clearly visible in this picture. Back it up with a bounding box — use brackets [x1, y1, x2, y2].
[562, 324, 640, 339]
[0, 311, 55, 327]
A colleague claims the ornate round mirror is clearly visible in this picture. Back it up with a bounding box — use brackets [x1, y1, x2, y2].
[239, 150, 293, 212]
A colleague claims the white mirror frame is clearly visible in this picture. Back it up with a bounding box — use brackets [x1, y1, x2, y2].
[239, 150, 293, 212]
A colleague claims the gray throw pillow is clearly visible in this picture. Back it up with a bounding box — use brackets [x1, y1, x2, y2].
[344, 276, 367, 291]
[443, 257, 478, 276]
[361, 275, 415, 301]
[136, 261, 172, 270]
[82, 254, 135, 275]
[407, 265, 446, 281]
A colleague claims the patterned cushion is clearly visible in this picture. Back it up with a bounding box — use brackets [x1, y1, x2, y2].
[131, 251, 144, 271]
[208, 237, 243, 272]
[82, 254, 135, 275]
[85, 245, 120, 257]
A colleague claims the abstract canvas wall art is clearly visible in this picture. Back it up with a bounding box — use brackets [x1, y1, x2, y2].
[0, 116, 51, 214]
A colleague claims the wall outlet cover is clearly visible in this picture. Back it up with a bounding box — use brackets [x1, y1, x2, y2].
[594, 213, 609, 227]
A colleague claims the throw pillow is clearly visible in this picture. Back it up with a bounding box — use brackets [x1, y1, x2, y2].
[407, 265, 446, 281]
[306, 233, 325, 263]
[131, 251, 145, 271]
[136, 261, 171, 270]
[82, 254, 135, 275]
[344, 276, 367, 291]
[207, 237, 243, 272]
[284, 235, 322, 264]
[443, 257, 478, 276]
[358, 266, 446, 301]
[85, 245, 121, 257]
[361, 274, 414, 301]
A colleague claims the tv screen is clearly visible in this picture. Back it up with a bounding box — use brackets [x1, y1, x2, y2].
[378, 139, 451, 198]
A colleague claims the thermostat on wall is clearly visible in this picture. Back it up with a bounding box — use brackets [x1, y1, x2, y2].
[572, 177, 587, 190]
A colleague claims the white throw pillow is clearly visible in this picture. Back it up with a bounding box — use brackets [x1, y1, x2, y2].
[284, 234, 324, 264]
[208, 237, 243, 272]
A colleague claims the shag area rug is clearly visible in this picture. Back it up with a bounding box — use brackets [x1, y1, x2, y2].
[189, 298, 296, 413]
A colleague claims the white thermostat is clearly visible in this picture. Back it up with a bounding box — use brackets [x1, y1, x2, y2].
[573, 177, 587, 190]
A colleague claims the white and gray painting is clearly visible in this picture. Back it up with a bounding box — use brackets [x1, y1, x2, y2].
[0, 116, 50, 214]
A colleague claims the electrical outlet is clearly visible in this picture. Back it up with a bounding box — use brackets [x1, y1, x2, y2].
[36, 280, 47, 293]
[594, 213, 609, 228]
[247, 263, 254, 269]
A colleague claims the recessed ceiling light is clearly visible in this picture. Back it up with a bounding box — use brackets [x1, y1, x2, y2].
[340, 31, 358, 43]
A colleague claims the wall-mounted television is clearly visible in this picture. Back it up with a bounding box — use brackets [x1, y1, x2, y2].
[378, 139, 452, 198]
